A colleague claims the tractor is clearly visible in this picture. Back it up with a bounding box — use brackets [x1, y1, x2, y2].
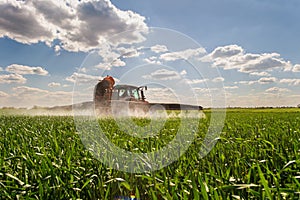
[93, 76, 202, 115]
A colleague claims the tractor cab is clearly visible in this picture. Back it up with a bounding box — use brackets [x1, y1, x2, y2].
[112, 85, 147, 102]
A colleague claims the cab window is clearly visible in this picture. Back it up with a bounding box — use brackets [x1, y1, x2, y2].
[131, 89, 139, 100]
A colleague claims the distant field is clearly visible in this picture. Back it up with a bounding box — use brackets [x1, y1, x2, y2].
[206, 107, 300, 113]
[0, 109, 299, 199]
[0, 108, 73, 116]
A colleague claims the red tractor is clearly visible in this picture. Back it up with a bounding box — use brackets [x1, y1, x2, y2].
[94, 76, 202, 115]
[94, 76, 149, 114]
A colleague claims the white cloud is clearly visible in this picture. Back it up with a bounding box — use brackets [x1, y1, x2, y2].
[160, 48, 206, 61]
[143, 69, 181, 80]
[180, 70, 187, 76]
[194, 87, 211, 93]
[117, 47, 140, 58]
[111, 59, 126, 67]
[46, 90, 72, 100]
[236, 80, 257, 85]
[14, 86, 70, 98]
[78, 67, 87, 73]
[94, 63, 111, 70]
[0, 0, 54, 45]
[209, 44, 244, 59]
[224, 86, 238, 90]
[65, 72, 100, 84]
[206, 45, 293, 73]
[0, 73, 26, 84]
[265, 87, 290, 93]
[185, 79, 208, 84]
[212, 77, 225, 83]
[249, 72, 271, 76]
[145, 87, 177, 103]
[293, 64, 300, 72]
[93, 47, 126, 69]
[11, 86, 55, 106]
[54, 45, 61, 55]
[258, 77, 277, 84]
[48, 82, 61, 87]
[279, 78, 300, 86]
[193, 88, 226, 107]
[144, 56, 162, 65]
[10, 86, 73, 107]
[193, 88, 225, 106]
[101, 47, 143, 71]
[6, 64, 48, 76]
[235, 77, 277, 85]
[13, 86, 48, 96]
[0, 0, 148, 52]
[239, 53, 292, 73]
[0, 91, 8, 97]
[150, 45, 168, 53]
[94, 45, 125, 70]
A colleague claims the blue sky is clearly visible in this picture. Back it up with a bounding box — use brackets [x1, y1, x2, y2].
[0, 0, 299, 108]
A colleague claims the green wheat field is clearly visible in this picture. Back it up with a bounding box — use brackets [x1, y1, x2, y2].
[1, 108, 300, 199]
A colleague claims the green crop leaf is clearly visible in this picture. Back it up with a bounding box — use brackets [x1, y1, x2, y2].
[257, 164, 272, 199]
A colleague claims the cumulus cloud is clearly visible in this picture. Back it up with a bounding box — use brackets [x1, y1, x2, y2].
[224, 86, 238, 90]
[180, 70, 187, 76]
[145, 87, 177, 103]
[194, 87, 211, 94]
[235, 77, 277, 85]
[93, 44, 127, 70]
[0, 91, 8, 97]
[293, 64, 300, 72]
[193, 87, 224, 100]
[92, 46, 143, 70]
[0, 74, 26, 84]
[236, 80, 257, 85]
[258, 77, 277, 84]
[111, 59, 126, 67]
[0, 0, 148, 52]
[46, 90, 73, 100]
[54, 45, 61, 55]
[144, 56, 162, 65]
[160, 48, 207, 61]
[13, 86, 48, 96]
[209, 45, 244, 59]
[205, 45, 293, 73]
[240, 53, 292, 73]
[0, 1, 54, 44]
[265, 87, 290, 93]
[212, 77, 225, 83]
[6, 64, 48, 75]
[48, 82, 61, 87]
[65, 72, 100, 84]
[143, 69, 181, 80]
[78, 67, 87, 73]
[249, 72, 271, 76]
[279, 78, 300, 86]
[12, 86, 72, 99]
[118, 48, 141, 58]
[185, 78, 208, 84]
[10, 86, 73, 107]
[150, 45, 168, 53]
